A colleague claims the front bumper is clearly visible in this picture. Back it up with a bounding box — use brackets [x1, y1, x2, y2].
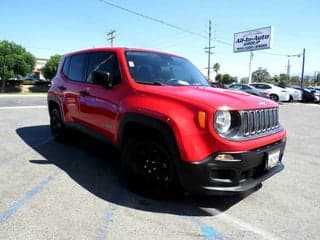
[177, 138, 286, 195]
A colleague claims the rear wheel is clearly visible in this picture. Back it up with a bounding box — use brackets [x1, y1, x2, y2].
[269, 94, 279, 102]
[121, 136, 180, 197]
[50, 107, 67, 141]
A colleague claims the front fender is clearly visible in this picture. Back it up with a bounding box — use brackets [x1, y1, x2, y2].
[117, 94, 216, 162]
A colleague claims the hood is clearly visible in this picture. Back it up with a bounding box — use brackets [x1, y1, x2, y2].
[140, 85, 277, 110]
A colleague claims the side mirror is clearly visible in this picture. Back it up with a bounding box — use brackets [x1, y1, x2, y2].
[91, 70, 113, 88]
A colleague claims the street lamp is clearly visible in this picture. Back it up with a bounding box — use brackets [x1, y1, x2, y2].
[287, 49, 305, 88]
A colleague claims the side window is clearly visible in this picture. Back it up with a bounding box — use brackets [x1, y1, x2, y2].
[87, 52, 121, 84]
[62, 57, 71, 76]
[68, 54, 86, 82]
[260, 84, 271, 89]
[229, 85, 241, 90]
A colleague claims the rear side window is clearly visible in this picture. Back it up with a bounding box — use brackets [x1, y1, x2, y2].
[62, 57, 71, 76]
[252, 84, 271, 89]
[260, 84, 271, 89]
[68, 54, 86, 82]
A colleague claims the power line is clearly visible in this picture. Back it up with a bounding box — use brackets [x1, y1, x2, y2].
[98, 0, 299, 59]
[99, 0, 206, 39]
[256, 51, 288, 57]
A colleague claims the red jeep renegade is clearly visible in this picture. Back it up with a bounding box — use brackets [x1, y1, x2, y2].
[47, 48, 286, 195]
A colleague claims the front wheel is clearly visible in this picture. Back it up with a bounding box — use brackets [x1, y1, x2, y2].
[121, 137, 180, 197]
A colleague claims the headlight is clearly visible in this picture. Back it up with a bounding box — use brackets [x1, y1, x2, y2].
[214, 110, 231, 134]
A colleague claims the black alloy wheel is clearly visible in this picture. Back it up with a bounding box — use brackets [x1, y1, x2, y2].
[122, 137, 179, 197]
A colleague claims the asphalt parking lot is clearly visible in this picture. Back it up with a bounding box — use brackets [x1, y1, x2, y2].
[0, 94, 319, 240]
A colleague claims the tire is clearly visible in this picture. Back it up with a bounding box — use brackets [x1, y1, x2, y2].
[289, 95, 293, 102]
[269, 94, 279, 102]
[50, 106, 68, 141]
[121, 136, 180, 198]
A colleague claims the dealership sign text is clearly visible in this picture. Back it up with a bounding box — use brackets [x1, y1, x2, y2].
[234, 26, 273, 53]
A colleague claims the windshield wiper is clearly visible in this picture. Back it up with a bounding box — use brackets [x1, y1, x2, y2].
[135, 81, 164, 86]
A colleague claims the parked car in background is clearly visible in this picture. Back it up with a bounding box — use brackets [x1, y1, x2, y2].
[276, 83, 302, 102]
[292, 86, 315, 103]
[306, 87, 320, 102]
[228, 83, 268, 98]
[250, 83, 290, 102]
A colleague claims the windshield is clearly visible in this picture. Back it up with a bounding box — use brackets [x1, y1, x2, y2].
[125, 51, 209, 86]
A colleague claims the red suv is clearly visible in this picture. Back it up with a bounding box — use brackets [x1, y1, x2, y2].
[48, 48, 286, 196]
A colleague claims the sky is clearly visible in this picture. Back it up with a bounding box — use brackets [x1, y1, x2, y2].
[1, 0, 319, 80]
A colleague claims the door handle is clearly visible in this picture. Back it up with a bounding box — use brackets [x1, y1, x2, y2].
[58, 85, 66, 91]
[79, 90, 90, 97]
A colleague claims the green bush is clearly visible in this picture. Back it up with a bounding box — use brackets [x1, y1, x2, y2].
[22, 80, 36, 85]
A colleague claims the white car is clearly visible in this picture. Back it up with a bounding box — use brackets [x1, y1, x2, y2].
[276, 84, 302, 101]
[250, 83, 290, 102]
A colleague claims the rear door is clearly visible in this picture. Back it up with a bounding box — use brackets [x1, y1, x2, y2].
[61, 53, 87, 123]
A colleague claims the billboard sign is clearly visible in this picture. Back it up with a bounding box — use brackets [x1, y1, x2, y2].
[233, 26, 273, 53]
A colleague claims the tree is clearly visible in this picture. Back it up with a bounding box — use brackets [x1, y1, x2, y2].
[41, 54, 62, 80]
[240, 77, 249, 83]
[251, 67, 271, 83]
[215, 73, 236, 85]
[279, 73, 288, 83]
[290, 76, 300, 85]
[213, 63, 220, 74]
[0, 40, 35, 93]
[272, 74, 289, 84]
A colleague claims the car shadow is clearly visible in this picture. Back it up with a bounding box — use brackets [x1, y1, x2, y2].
[16, 125, 260, 217]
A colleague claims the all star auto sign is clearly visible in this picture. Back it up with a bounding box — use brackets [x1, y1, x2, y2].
[233, 26, 273, 53]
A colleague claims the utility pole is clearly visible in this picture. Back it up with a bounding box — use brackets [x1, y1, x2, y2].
[287, 58, 290, 83]
[300, 48, 305, 88]
[204, 20, 214, 82]
[248, 51, 254, 84]
[314, 71, 320, 83]
[107, 30, 116, 47]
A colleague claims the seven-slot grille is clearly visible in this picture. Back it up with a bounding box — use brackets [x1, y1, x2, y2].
[241, 108, 279, 137]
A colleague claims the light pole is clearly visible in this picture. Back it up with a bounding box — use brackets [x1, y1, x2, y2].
[300, 48, 305, 88]
[287, 53, 301, 85]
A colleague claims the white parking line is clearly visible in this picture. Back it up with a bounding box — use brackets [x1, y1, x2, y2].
[0, 106, 47, 110]
[0, 94, 46, 98]
[205, 208, 281, 240]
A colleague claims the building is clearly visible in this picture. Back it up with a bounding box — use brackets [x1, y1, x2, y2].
[33, 58, 48, 80]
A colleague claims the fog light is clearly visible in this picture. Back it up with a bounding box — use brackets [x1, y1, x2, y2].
[215, 154, 236, 161]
